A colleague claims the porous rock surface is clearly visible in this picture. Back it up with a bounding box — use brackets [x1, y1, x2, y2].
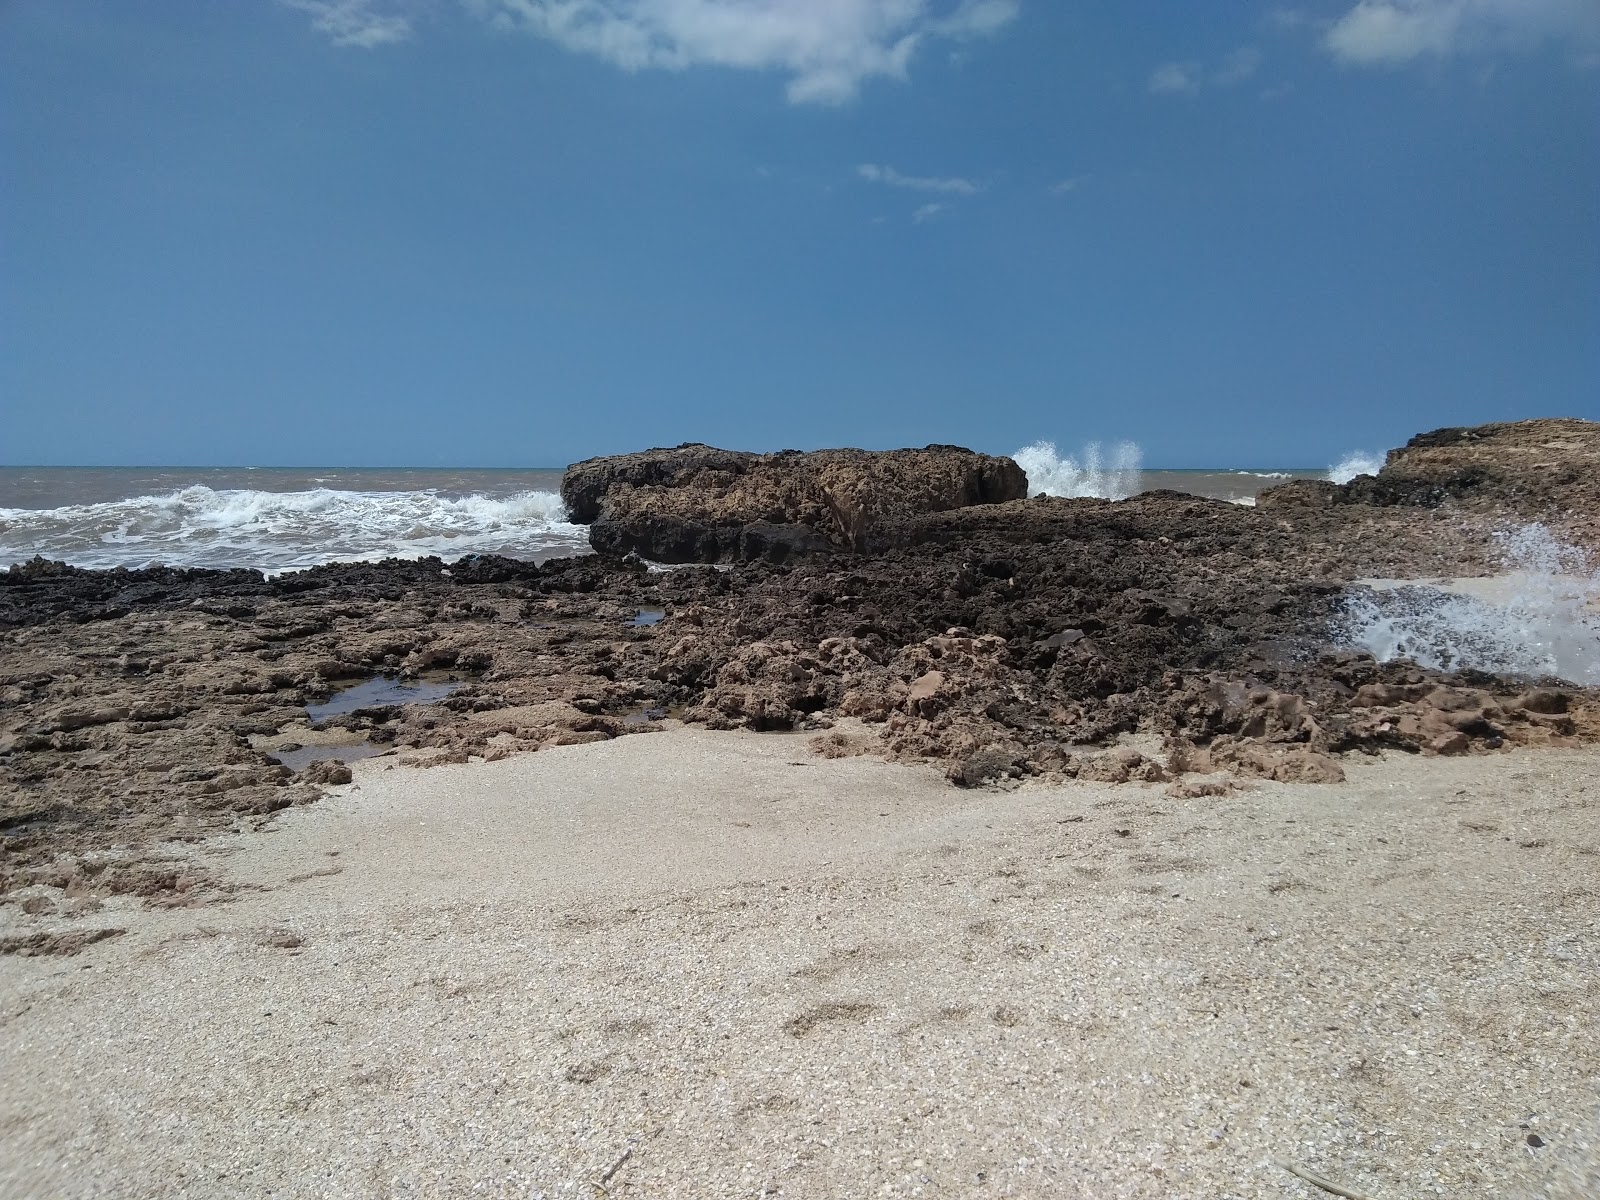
[1260, 418, 1600, 539]
[563, 442, 1028, 562]
[6, 463, 1597, 904]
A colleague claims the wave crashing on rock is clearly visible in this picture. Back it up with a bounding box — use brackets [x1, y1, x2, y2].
[1341, 524, 1600, 686]
[1013, 440, 1143, 500]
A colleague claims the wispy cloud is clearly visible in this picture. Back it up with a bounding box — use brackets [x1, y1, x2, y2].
[284, 0, 413, 48]
[1214, 46, 1262, 84]
[1324, 0, 1600, 65]
[1048, 177, 1083, 195]
[1148, 61, 1200, 94]
[857, 163, 980, 195]
[912, 202, 947, 223]
[1149, 47, 1261, 94]
[470, 0, 1021, 104]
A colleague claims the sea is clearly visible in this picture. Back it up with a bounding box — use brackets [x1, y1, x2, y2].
[0, 445, 1367, 575]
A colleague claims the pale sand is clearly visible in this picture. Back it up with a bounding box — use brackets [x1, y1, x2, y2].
[2, 729, 1598, 1199]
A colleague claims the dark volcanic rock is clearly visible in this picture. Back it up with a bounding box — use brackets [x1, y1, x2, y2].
[567, 443, 1028, 563]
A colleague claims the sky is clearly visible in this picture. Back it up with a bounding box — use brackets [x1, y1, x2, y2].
[2, 0, 1597, 469]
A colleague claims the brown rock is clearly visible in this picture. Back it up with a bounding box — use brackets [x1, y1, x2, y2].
[1259, 417, 1600, 520]
[0, 928, 126, 957]
[1518, 689, 1571, 715]
[1209, 739, 1346, 784]
[569, 443, 1028, 562]
[950, 745, 1024, 787]
[907, 671, 945, 702]
[301, 759, 354, 786]
[1078, 746, 1167, 784]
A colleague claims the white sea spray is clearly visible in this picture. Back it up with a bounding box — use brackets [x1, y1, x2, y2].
[0, 486, 585, 574]
[1338, 524, 1600, 686]
[1014, 440, 1143, 500]
[1328, 450, 1386, 484]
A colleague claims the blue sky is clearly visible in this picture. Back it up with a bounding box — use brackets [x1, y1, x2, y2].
[2, 0, 1596, 468]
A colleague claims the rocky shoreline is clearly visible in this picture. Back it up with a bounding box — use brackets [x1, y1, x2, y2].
[3, 418, 1598, 903]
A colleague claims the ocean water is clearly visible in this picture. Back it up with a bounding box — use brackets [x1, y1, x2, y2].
[0, 467, 579, 574]
[1340, 524, 1600, 686]
[1012, 440, 1326, 506]
[0, 453, 1337, 574]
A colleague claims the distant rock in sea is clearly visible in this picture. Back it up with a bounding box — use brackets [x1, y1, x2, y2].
[1259, 417, 1600, 525]
[562, 442, 1028, 563]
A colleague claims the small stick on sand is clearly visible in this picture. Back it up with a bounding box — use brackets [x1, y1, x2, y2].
[588, 1145, 633, 1196]
[1278, 1159, 1374, 1200]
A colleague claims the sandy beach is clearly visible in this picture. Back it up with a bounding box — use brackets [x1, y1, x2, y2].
[3, 727, 1596, 1199]
[8, 0, 1597, 1188]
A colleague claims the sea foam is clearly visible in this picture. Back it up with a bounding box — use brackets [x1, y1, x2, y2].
[0, 486, 586, 574]
[1328, 450, 1386, 485]
[1339, 525, 1600, 686]
[1014, 440, 1143, 500]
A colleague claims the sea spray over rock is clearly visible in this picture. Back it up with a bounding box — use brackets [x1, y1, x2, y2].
[1339, 524, 1600, 686]
[0, 486, 584, 574]
[1014, 440, 1143, 500]
[1328, 450, 1386, 484]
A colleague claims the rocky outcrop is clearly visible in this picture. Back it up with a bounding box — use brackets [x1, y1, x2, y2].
[561, 444, 759, 525]
[563, 443, 1028, 563]
[6, 421, 1600, 899]
[1259, 418, 1600, 523]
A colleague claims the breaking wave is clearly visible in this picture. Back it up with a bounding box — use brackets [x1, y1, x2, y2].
[0, 486, 587, 575]
[1328, 450, 1385, 485]
[1014, 440, 1143, 500]
[1338, 525, 1600, 686]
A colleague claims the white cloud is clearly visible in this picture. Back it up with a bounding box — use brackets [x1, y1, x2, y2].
[1048, 176, 1082, 195]
[1148, 61, 1199, 93]
[1325, 0, 1600, 65]
[1214, 45, 1262, 84]
[857, 163, 980, 194]
[1150, 47, 1260, 94]
[1264, 9, 1312, 33]
[472, 0, 1021, 104]
[911, 202, 946, 222]
[285, 0, 413, 48]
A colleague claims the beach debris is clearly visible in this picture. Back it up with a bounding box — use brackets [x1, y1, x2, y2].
[1277, 1159, 1374, 1200]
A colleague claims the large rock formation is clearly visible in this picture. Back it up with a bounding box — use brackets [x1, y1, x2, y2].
[1259, 418, 1600, 524]
[7, 417, 1600, 901]
[562, 443, 1029, 563]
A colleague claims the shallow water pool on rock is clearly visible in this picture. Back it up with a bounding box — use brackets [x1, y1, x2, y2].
[622, 706, 669, 726]
[306, 676, 460, 723]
